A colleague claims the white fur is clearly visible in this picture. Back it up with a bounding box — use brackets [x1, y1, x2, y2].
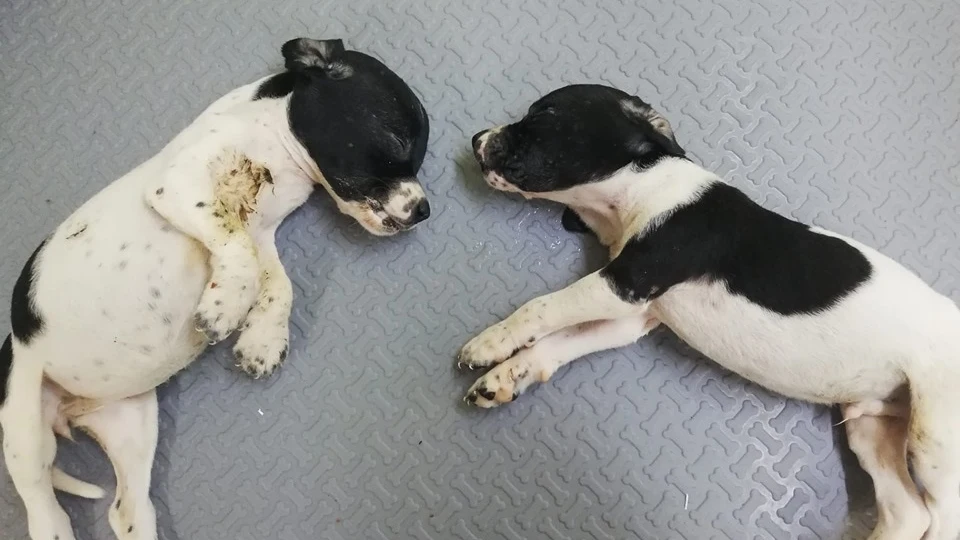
[0, 76, 367, 540]
[462, 157, 960, 540]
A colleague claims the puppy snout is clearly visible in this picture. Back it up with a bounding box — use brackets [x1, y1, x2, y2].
[409, 198, 431, 224]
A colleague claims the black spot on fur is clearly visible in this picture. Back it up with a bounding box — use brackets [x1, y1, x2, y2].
[116, 498, 121, 510]
[11, 241, 46, 344]
[66, 225, 87, 239]
[149, 287, 162, 299]
[128, 526, 133, 533]
[601, 183, 873, 316]
[155, 187, 164, 196]
[195, 202, 206, 208]
[0, 335, 12, 405]
[561, 207, 590, 234]
[119, 242, 128, 251]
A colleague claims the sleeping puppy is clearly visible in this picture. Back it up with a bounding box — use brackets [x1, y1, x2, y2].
[461, 84, 959, 540]
[0, 38, 429, 540]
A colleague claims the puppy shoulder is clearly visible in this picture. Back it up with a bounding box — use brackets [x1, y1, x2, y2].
[605, 183, 874, 314]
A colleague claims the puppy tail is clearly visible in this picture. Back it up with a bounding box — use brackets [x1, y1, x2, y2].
[52, 466, 105, 499]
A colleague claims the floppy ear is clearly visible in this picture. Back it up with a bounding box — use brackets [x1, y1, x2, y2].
[622, 97, 685, 156]
[281, 38, 352, 78]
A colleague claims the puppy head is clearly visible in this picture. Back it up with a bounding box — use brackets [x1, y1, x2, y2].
[265, 38, 431, 236]
[471, 84, 684, 197]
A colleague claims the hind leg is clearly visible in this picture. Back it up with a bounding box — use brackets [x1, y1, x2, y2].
[908, 389, 960, 540]
[844, 404, 929, 539]
[73, 390, 158, 540]
[1, 361, 75, 540]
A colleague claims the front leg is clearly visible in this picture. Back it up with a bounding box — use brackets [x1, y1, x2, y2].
[464, 315, 660, 407]
[459, 270, 639, 369]
[146, 149, 269, 343]
[232, 226, 293, 378]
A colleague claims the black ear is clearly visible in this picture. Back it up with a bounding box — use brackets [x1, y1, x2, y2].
[561, 207, 591, 234]
[281, 38, 351, 78]
[622, 97, 685, 157]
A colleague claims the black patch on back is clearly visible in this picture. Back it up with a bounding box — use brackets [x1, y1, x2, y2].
[0, 334, 12, 405]
[601, 183, 873, 316]
[254, 72, 296, 100]
[11, 240, 46, 344]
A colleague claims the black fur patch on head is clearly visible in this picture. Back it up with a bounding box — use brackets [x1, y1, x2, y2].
[11, 241, 46, 344]
[476, 84, 684, 193]
[600, 183, 873, 315]
[0, 334, 12, 405]
[255, 38, 429, 204]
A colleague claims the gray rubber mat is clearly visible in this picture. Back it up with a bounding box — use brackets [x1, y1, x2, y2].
[2, 0, 959, 538]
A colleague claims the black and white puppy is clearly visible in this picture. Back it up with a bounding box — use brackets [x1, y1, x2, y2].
[461, 84, 959, 540]
[0, 38, 429, 540]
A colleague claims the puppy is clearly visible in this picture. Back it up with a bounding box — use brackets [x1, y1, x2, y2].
[461, 84, 959, 540]
[0, 38, 430, 540]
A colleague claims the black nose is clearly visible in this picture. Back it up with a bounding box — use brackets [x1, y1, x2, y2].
[472, 130, 488, 155]
[410, 199, 431, 224]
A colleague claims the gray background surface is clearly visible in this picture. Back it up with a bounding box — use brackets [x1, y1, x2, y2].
[2, 0, 959, 538]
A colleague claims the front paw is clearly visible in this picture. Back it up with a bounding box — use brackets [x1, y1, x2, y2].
[232, 315, 288, 379]
[194, 275, 259, 344]
[458, 322, 527, 370]
[464, 356, 541, 408]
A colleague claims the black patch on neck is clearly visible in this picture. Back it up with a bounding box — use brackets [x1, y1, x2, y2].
[11, 240, 46, 344]
[601, 183, 873, 315]
[561, 207, 591, 234]
[254, 72, 296, 100]
[0, 334, 11, 405]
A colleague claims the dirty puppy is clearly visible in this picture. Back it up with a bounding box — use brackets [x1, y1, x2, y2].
[0, 38, 430, 540]
[462, 84, 959, 540]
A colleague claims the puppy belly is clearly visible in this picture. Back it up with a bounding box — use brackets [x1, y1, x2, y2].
[32, 179, 213, 400]
[654, 281, 907, 404]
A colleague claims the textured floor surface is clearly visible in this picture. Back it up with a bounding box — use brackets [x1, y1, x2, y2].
[2, 0, 959, 539]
